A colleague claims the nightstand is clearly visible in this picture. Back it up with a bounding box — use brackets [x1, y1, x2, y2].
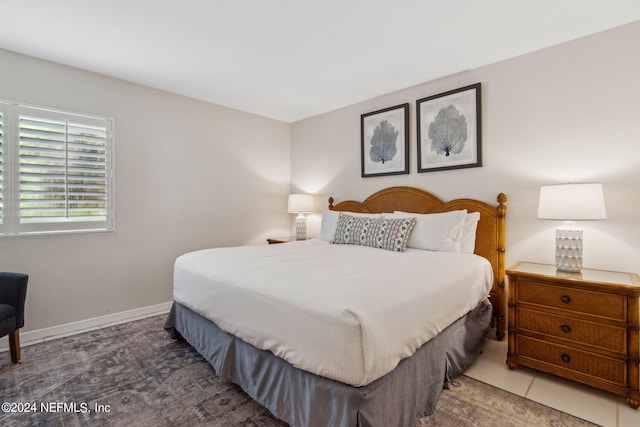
[267, 237, 289, 244]
[506, 261, 640, 409]
[267, 237, 305, 244]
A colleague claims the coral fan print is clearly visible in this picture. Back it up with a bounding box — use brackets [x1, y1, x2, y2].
[417, 83, 482, 172]
[361, 103, 409, 177]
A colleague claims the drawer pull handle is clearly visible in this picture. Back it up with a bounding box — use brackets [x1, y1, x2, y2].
[561, 295, 571, 303]
[561, 354, 571, 363]
[561, 325, 571, 333]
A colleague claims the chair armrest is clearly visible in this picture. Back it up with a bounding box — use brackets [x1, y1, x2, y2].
[0, 273, 28, 328]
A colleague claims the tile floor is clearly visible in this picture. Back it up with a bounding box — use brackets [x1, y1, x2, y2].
[467, 335, 640, 427]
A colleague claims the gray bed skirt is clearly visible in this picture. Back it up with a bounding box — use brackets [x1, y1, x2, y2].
[164, 299, 492, 427]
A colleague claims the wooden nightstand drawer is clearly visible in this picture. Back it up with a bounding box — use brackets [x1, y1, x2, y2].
[517, 308, 627, 354]
[517, 335, 627, 386]
[517, 280, 626, 321]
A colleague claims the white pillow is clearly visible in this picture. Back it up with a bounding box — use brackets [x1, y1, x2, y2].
[319, 210, 385, 241]
[390, 210, 467, 252]
[460, 212, 481, 254]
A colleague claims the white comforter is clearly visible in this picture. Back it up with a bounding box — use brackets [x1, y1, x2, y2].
[173, 239, 493, 387]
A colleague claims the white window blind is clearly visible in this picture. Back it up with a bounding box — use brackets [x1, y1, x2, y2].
[0, 101, 114, 236]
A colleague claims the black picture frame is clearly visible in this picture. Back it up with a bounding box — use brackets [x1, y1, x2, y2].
[361, 103, 409, 177]
[416, 83, 481, 173]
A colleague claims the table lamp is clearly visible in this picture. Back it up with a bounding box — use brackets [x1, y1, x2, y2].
[537, 183, 606, 272]
[287, 194, 314, 240]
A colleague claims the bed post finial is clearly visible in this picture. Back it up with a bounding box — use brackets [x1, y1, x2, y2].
[328, 197, 334, 210]
[497, 193, 507, 211]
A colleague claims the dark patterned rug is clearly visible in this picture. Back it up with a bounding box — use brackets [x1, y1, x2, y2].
[0, 315, 596, 426]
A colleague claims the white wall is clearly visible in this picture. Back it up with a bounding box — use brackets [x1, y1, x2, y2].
[291, 22, 640, 276]
[0, 49, 292, 332]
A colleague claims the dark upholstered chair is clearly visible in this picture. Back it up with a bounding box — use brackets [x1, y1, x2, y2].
[0, 273, 28, 363]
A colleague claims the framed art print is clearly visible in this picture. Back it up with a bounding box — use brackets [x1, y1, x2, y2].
[361, 103, 409, 177]
[416, 83, 481, 173]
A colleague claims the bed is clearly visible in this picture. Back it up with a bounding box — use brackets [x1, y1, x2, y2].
[165, 186, 507, 427]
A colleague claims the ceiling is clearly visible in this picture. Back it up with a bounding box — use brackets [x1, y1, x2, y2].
[1, 1, 639, 123]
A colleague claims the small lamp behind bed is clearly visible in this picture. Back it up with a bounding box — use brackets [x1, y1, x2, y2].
[288, 194, 314, 240]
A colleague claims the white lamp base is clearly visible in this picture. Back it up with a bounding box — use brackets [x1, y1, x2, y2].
[295, 213, 307, 240]
[555, 221, 583, 272]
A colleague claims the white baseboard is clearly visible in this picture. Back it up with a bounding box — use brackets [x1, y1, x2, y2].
[0, 301, 172, 353]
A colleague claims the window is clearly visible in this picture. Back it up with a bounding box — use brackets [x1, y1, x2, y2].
[0, 101, 114, 236]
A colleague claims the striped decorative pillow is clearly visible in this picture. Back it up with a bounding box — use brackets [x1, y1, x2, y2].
[331, 213, 417, 252]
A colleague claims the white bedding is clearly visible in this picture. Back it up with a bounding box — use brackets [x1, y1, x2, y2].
[173, 239, 493, 387]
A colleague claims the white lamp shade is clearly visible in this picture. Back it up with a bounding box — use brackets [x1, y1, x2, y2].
[537, 183, 606, 220]
[287, 194, 314, 213]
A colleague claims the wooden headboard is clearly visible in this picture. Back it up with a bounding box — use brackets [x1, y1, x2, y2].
[328, 186, 507, 340]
